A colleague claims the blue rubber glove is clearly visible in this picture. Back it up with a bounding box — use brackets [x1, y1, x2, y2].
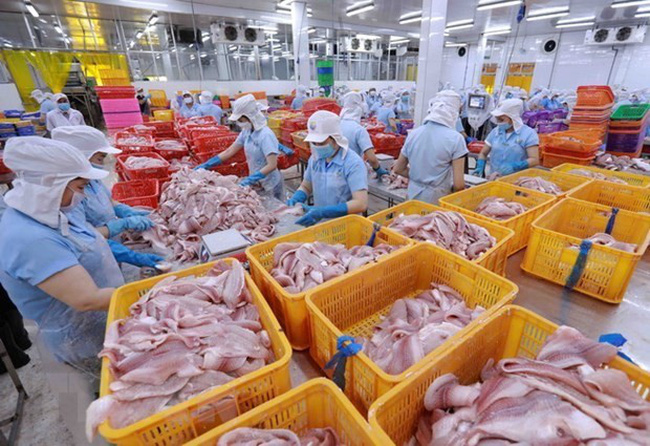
[278, 144, 294, 156]
[474, 159, 486, 177]
[108, 240, 165, 268]
[106, 216, 154, 238]
[287, 190, 308, 207]
[296, 203, 348, 227]
[466, 136, 477, 144]
[240, 170, 266, 187]
[373, 165, 390, 178]
[114, 203, 150, 218]
[194, 155, 223, 170]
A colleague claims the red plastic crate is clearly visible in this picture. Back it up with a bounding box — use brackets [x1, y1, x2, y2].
[115, 132, 155, 154]
[95, 86, 136, 99]
[117, 152, 170, 180]
[111, 179, 159, 208]
[277, 152, 299, 170]
[468, 141, 485, 154]
[216, 162, 249, 177]
[194, 133, 239, 153]
[153, 139, 189, 160]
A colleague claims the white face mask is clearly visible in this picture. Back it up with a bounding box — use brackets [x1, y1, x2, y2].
[61, 187, 85, 212]
[184, 97, 193, 104]
[237, 121, 252, 131]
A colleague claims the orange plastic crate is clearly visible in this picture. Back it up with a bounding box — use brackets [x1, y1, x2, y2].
[568, 179, 650, 214]
[111, 179, 159, 208]
[117, 152, 170, 180]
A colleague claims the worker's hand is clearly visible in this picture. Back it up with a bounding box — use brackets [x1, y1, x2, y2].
[473, 159, 486, 178]
[132, 253, 165, 268]
[194, 155, 223, 170]
[278, 144, 295, 156]
[295, 203, 348, 227]
[240, 171, 266, 187]
[107, 216, 154, 237]
[373, 165, 390, 178]
[466, 136, 477, 144]
[114, 203, 150, 218]
[287, 190, 308, 207]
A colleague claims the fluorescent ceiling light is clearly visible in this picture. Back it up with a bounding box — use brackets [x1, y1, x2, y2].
[311, 39, 326, 44]
[148, 13, 159, 25]
[477, 0, 522, 11]
[4, 43, 13, 48]
[278, 0, 293, 6]
[277, 5, 312, 16]
[636, 12, 650, 16]
[446, 22, 474, 32]
[136, 30, 143, 39]
[390, 39, 410, 45]
[267, 37, 280, 42]
[445, 42, 467, 47]
[200, 53, 207, 58]
[308, 27, 316, 34]
[258, 26, 278, 32]
[356, 34, 380, 39]
[38, 18, 46, 23]
[129, 40, 135, 48]
[247, 56, 255, 61]
[611, 0, 650, 8]
[347, 1, 375, 17]
[447, 19, 473, 28]
[25, 1, 39, 18]
[120, 1, 169, 8]
[229, 45, 237, 50]
[527, 6, 569, 21]
[484, 27, 511, 36]
[54, 24, 63, 34]
[556, 15, 595, 24]
[202, 34, 210, 42]
[399, 10, 422, 24]
[408, 32, 420, 38]
[555, 21, 595, 28]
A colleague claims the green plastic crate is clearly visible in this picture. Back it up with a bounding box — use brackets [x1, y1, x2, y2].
[611, 104, 650, 121]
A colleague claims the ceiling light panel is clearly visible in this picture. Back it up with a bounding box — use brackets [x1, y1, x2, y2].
[477, 0, 522, 11]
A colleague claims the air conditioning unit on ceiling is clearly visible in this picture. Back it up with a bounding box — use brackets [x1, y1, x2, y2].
[340, 37, 380, 54]
[585, 25, 647, 46]
[210, 24, 266, 45]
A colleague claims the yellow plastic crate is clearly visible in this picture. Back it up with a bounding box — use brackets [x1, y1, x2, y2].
[568, 179, 650, 214]
[268, 111, 299, 129]
[305, 243, 518, 414]
[497, 167, 593, 197]
[552, 163, 650, 188]
[148, 89, 168, 108]
[369, 305, 650, 445]
[153, 109, 174, 122]
[439, 182, 556, 255]
[246, 215, 414, 350]
[521, 198, 650, 304]
[98, 260, 292, 445]
[368, 200, 514, 276]
[185, 379, 380, 446]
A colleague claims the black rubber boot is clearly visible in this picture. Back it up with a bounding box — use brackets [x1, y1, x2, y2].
[0, 322, 30, 374]
[4, 309, 31, 350]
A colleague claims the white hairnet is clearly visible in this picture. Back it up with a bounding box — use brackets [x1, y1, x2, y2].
[296, 85, 307, 98]
[182, 90, 192, 97]
[52, 126, 121, 160]
[30, 89, 44, 102]
[304, 110, 349, 150]
[228, 94, 267, 130]
[44, 92, 54, 101]
[382, 92, 397, 106]
[3, 137, 107, 229]
[491, 98, 525, 132]
[199, 90, 213, 105]
[424, 90, 462, 129]
[53, 93, 68, 103]
[340, 91, 364, 123]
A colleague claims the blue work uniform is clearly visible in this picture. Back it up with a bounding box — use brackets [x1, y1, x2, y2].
[0, 206, 124, 375]
[235, 126, 285, 200]
[366, 95, 380, 110]
[198, 103, 223, 123]
[485, 124, 539, 176]
[291, 96, 305, 110]
[180, 103, 201, 118]
[340, 119, 373, 159]
[376, 106, 396, 132]
[304, 148, 368, 207]
[401, 121, 468, 204]
[39, 99, 56, 116]
[82, 179, 115, 227]
[455, 118, 465, 134]
[395, 99, 412, 120]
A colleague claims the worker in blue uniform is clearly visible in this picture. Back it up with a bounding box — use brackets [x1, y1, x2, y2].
[287, 110, 368, 226]
[179, 90, 201, 118]
[291, 85, 308, 110]
[197, 90, 223, 123]
[376, 93, 398, 133]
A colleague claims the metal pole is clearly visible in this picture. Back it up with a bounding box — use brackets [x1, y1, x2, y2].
[168, 16, 183, 80]
[22, 13, 37, 48]
[83, 2, 100, 50]
[147, 30, 160, 78]
[189, 0, 204, 83]
[386, 44, 391, 81]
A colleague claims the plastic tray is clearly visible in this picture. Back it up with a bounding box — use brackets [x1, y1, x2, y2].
[611, 103, 650, 121]
[111, 179, 159, 209]
[568, 179, 650, 214]
[541, 149, 596, 168]
[98, 260, 292, 445]
[522, 198, 650, 303]
[184, 379, 379, 446]
[537, 122, 568, 134]
[116, 152, 170, 180]
[540, 130, 603, 153]
[368, 305, 650, 446]
[575, 85, 614, 108]
[306, 243, 518, 414]
[368, 200, 514, 276]
[439, 182, 557, 255]
[246, 215, 414, 350]
[552, 163, 650, 188]
[497, 168, 592, 198]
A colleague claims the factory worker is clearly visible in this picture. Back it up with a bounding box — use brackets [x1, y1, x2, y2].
[195, 94, 284, 199]
[136, 87, 151, 116]
[179, 90, 200, 118]
[197, 90, 223, 123]
[46, 93, 85, 132]
[52, 126, 162, 269]
[377, 93, 398, 133]
[287, 111, 368, 227]
[339, 92, 389, 178]
[292, 85, 308, 110]
[393, 90, 467, 204]
[366, 87, 380, 110]
[0, 137, 124, 376]
[395, 91, 413, 120]
[30, 89, 56, 120]
[475, 99, 539, 178]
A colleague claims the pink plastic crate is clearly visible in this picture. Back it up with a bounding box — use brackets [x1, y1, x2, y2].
[100, 98, 140, 113]
[104, 112, 143, 129]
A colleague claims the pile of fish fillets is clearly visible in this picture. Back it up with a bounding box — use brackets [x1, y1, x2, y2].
[361, 284, 485, 375]
[475, 197, 528, 221]
[86, 260, 273, 440]
[583, 233, 637, 253]
[124, 155, 168, 169]
[270, 241, 399, 294]
[568, 168, 628, 185]
[218, 427, 340, 445]
[594, 153, 650, 173]
[512, 176, 563, 195]
[144, 168, 278, 261]
[382, 173, 409, 190]
[413, 326, 650, 445]
[388, 211, 496, 261]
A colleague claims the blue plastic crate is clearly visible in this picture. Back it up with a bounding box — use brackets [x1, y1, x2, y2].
[17, 126, 35, 136]
[3, 110, 23, 119]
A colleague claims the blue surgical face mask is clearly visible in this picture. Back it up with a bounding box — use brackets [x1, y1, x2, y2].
[91, 163, 105, 170]
[58, 103, 71, 112]
[311, 143, 336, 160]
[498, 122, 512, 131]
[401, 96, 409, 103]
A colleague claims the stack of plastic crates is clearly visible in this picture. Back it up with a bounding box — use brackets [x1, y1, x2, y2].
[96, 86, 143, 130]
[280, 116, 308, 149]
[539, 129, 604, 168]
[607, 104, 650, 157]
[99, 69, 130, 86]
[302, 98, 342, 117]
[370, 133, 406, 158]
[569, 85, 614, 137]
[268, 110, 299, 139]
[291, 130, 310, 161]
[147, 89, 169, 109]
